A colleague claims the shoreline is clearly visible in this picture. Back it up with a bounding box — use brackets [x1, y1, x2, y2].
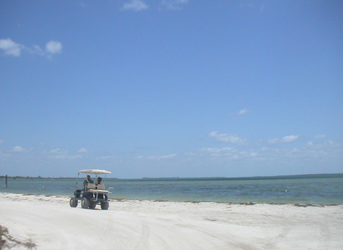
[1, 192, 342, 206]
[1, 172, 342, 179]
[1, 192, 343, 249]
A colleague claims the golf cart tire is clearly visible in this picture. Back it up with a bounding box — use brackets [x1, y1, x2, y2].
[89, 201, 96, 209]
[81, 197, 90, 209]
[70, 197, 78, 207]
[101, 201, 109, 210]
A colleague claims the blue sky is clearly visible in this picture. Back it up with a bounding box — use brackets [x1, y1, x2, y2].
[1, 0, 342, 178]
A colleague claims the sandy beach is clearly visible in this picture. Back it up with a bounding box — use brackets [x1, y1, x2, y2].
[1, 193, 342, 250]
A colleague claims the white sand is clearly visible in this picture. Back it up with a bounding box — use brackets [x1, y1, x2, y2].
[1, 193, 342, 250]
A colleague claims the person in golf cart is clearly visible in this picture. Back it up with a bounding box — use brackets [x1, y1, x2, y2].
[95, 177, 102, 185]
[83, 175, 94, 190]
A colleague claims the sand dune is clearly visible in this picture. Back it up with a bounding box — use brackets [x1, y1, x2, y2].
[1, 193, 342, 250]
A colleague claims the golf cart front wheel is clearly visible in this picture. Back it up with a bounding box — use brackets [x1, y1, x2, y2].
[101, 201, 109, 210]
[81, 197, 90, 209]
[70, 197, 78, 207]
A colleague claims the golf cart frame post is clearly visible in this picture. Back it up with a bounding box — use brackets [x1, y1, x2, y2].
[70, 169, 112, 210]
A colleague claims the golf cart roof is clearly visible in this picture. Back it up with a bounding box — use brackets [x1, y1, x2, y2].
[78, 169, 112, 175]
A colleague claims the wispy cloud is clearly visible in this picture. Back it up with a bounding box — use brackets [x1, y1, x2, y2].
[240, 3, 265, 12]
[240, 3, 254, 9]
[201, 147, 258, 161]
[307, 140, 341, 149]
[238, 108, 249, 115]
[49, 154, 82, 160]
[79, 2, 88, 8]
[12, 146, 28, 153]
[268, 138, 279, 145]
[315, 134, 326, 139]
[0, 38, 62, 58]
[49, 148, 69, 155]
[137, 154, 177, 160]
[78, 148, 88, 153]
[123, 0, 148, 11]
[47, 148, 83, 160]
[148, 154, 177, 160]
[160, 0, 189, 10]
[209, 131, 247, 145]
[202, 147, 234, 154]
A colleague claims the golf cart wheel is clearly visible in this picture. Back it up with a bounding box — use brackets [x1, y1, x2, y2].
[89, 201, 96, 209]
[70, 197, 78, 207]
[81, 197, 90, 209]
[101, 201, 109, 210]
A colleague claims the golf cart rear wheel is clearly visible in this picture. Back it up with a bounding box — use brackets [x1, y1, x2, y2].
[89, 201, 96, 209]
[70, 197, 78, 207]
[81, 197, 90, 209]
[101, 201, 109, 210]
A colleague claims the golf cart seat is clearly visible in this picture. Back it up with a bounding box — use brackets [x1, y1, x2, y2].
[86, 183, 96, 190]
[87, 183, 108, 193]
[96, 183, 106, 190]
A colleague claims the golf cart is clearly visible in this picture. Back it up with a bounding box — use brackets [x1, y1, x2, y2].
[70, 169, 112, 210]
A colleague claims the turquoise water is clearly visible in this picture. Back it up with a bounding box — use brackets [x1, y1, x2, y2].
[1, 174, 342, 205]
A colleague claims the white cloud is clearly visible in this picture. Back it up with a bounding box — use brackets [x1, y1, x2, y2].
[268, 135, 300, 144]
[306, 141, 337, 148]
[78, 148, 88, 153]
[315, 134, 326, 139]
[238, 108, 249, 115]
[123, 0, 148, 11]
[0, 38, 23, 56]
[209, 131, 247, 145]
[0, 38, 62, 58]
[148, 154, 177, 160]
[49, 154, 82, 160]
[282, 135, 299, 143]
[12, 146, 27, 153]
[161, 0, 189, 10]
[47, 148, 84, 160]
[45, 40, 62, 54]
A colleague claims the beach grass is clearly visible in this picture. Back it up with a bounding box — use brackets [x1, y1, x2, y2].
[0, 225, 36, 250]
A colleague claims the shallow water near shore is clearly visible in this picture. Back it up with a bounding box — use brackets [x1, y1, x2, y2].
[1, 173, 342, 204]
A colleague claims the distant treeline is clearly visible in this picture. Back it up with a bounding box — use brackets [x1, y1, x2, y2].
[0, 176, 75, 179]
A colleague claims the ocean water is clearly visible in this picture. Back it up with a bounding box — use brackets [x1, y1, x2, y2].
[1, 174, 342, 205]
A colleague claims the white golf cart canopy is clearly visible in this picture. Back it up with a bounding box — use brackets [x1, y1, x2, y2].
[78, 169, 112, 175]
